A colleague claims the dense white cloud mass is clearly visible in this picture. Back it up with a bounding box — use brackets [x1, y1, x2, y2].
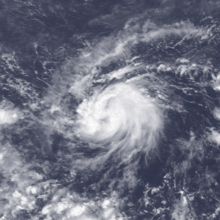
[76, 82, 163, 161]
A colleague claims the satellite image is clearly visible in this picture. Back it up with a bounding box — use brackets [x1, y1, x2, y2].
[1, 0, 220, 219]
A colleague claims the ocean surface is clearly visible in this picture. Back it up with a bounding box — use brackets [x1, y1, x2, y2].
[1, 0, 220, 219]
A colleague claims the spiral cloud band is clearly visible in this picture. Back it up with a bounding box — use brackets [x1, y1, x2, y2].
[76, 82, 163, 159]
